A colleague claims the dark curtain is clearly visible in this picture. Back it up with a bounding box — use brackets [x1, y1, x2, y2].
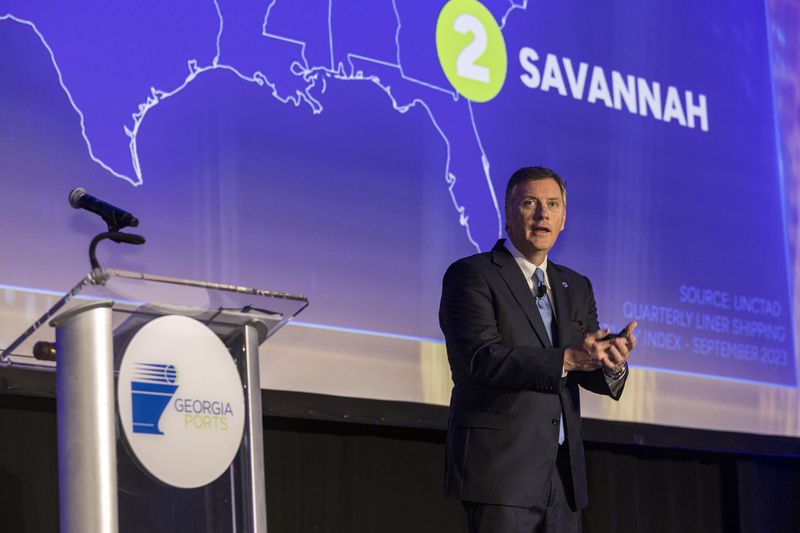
[2, 395, 799, 533]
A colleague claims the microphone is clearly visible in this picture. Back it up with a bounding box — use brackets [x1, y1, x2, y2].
[33, 341, 57, 361]
[69, 187, 139, 230]
[536, 283, 547, 299]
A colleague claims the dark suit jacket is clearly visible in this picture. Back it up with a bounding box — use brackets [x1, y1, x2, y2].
[439, 239, 626, 509]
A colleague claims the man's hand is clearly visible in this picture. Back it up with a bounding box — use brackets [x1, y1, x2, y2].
[604, 321, 637, 373]
[563, 321, 638, 373]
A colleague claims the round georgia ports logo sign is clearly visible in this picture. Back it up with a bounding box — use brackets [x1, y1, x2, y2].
[117, 315, 245, 488]
[436, 0, 507, 102]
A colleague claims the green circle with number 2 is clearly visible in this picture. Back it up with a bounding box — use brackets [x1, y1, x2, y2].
[436, 0, 507, 102]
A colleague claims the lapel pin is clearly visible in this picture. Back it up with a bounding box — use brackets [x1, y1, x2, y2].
[561, 281, 568, 288]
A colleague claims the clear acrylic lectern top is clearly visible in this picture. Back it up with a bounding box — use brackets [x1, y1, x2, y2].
[0, 268, 309, 366]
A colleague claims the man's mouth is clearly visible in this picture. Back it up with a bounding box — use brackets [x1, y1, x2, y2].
[531, 226, 551, 233]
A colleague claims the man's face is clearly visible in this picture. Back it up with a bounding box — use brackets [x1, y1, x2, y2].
[505, 178, 566, 262]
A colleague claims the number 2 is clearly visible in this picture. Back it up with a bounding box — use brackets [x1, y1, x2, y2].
[454, 14, 489, 83]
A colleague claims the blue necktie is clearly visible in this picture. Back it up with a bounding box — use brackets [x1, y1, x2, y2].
[534, 268, 565, 444]
[533, 268, 553, 344]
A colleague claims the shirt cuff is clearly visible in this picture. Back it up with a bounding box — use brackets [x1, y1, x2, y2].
[603, 365, 627, 383]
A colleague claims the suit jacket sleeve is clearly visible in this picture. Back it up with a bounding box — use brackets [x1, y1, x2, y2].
[572, 276, 628, 399]
[439, 259, 564, 393]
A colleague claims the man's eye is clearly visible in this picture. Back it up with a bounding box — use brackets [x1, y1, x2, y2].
[522, 199, 534, 207]
[548, 201, 560, 209]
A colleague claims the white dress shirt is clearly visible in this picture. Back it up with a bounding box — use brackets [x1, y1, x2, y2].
[503, 240, 626, 384]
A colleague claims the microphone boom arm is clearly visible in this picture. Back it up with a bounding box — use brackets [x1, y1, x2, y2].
[89, 231, 146, 271]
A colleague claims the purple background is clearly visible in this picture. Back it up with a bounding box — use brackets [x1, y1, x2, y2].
[0, 0, 796, 385]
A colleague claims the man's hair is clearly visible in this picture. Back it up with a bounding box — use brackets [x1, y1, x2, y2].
[504, 166, 567, 208]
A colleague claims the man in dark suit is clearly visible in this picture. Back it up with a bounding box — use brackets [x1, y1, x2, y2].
[439, 166, 637, 532]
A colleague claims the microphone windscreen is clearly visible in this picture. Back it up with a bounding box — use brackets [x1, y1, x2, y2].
[68, 187, 86, 208]
[536, 284, 547, 299]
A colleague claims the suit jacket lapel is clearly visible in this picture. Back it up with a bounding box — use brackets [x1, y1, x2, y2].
[547, 263, 573, 347]
[491, 240, 553, 348]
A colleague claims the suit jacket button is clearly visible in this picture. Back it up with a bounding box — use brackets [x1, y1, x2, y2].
[551, 418, 559, 425]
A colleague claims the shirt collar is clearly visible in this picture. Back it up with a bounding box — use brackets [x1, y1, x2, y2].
[504, 240, 548, 284]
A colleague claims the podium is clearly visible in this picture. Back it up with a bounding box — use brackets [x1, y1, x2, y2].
[0, 269, 308, 533]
